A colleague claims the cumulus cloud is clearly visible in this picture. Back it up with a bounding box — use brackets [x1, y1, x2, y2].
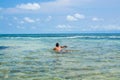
[1, 0, 93, 14]
[24, 17, 35, 23]
[16, 3, 40, 10]
[67, 15, 77, 21]
[56, 24, 72, 31]
[92, 17, 104, 21]
[74, 13, 85, 19]
[67, 13, 85, 21]
[13, 17, 38, 23]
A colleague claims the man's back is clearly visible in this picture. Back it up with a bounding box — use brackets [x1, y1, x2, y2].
[53, 46, 62, 52]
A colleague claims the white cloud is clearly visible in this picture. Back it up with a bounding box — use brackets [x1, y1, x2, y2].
[89, 25, 120, 31]
[46, 16, 52, 21]
[92, 17, 104, 21]
[74, 13, 85, 19]
[56, 24, 72, 31]
[16, 3, 40, 10]
[105, 25, 120, 31]
[13, 17, 40, 24]
[1, 0, 94, 14]
[67, 15, 77, 21]
[24, 17, 35, 23]
[67, 13, 85, 21]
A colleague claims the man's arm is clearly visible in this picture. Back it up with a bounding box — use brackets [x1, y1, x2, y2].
[61, 46, 67, 48]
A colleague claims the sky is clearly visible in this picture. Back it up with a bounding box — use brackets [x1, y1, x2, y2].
[0, 0, 120, 34]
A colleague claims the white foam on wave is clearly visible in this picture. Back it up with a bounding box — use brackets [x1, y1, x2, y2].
[0, 37, 42, 40]
[66, 36, 83, 39]
[1, 35, 120, 40]
[66, 36, 120, 39]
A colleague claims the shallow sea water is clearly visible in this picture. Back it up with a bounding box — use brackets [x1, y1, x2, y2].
[0, 34, 120, 80]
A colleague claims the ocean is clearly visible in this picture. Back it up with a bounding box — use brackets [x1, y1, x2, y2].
[0, 33, 120, 80]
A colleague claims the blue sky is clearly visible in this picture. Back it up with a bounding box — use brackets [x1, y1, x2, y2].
[0, 0, 120, 34]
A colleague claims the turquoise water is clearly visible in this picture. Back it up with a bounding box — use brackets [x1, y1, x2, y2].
[0, 34, 120, 80]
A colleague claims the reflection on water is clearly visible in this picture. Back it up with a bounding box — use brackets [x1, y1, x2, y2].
[0, 37, 120, 80]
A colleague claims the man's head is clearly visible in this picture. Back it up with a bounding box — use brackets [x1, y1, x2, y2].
[56, 43, 59, 47]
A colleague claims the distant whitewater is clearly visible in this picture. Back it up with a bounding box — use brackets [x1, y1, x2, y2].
[0, 33, 120, 80]
[0, 33, 120, 39]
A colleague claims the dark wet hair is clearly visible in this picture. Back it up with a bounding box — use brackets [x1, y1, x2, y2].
[56, 43, 59, 47]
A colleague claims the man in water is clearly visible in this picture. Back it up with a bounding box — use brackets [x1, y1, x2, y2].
[53, 43, 67, 53]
